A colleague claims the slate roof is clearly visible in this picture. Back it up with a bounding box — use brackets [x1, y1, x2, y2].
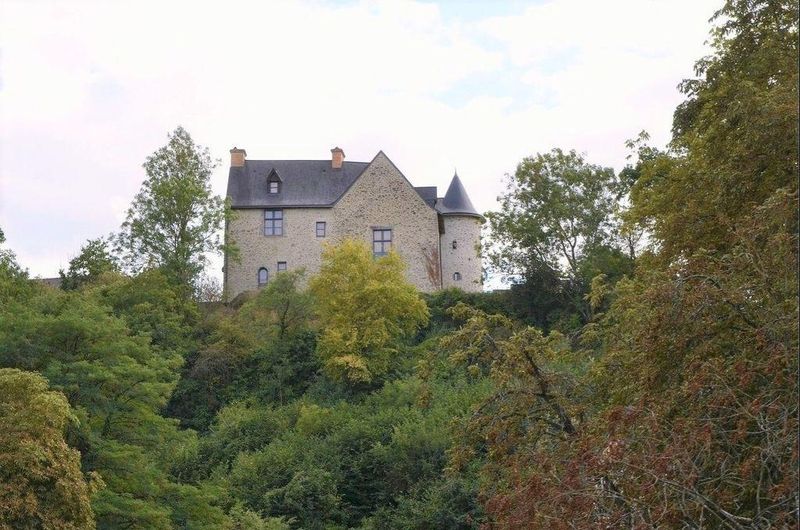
[436, 173, 482, 218]
[227, 157, 480, 220]
[227, 160, 370, 208]
[413, 186, 438, 208]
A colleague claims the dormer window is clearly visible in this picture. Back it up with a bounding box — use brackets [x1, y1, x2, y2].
[267, 169, 282, 194]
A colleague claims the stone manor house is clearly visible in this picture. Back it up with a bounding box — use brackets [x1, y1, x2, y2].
[223, 146, 483, 300]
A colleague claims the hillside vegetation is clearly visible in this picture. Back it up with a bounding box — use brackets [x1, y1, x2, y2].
[0, 1, 797, 528]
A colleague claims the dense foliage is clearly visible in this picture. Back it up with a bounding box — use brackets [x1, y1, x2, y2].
[0, 1, 796, 527]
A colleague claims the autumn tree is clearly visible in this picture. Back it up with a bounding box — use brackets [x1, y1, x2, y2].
[309, 239, 429, 385]
[467, 0, 799, 527]
[115, 126, 228, 295]
[0, 368, 96, 529]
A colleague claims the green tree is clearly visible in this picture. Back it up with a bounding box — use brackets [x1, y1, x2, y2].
[115, 126, 227, 294]
[486, 149, 627, 325]
[487, 149, 619, 279]
[309, 240, 429, 385]
[0, 368, 96, 530]
[59, 237, 119, 291]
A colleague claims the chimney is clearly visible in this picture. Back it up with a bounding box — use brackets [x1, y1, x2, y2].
[331, 147, 345, 169]
[230, 147, 247, 167]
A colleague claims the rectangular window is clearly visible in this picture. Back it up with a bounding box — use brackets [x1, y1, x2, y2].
[268, 181, 279, 194]
[316, 221, 326, 238]
[372, 229, 392, 257]
[264, 209, 283, 236]
[277, 261, 287, 272]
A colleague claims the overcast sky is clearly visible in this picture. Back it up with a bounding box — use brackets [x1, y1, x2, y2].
[0, 0, 719, 280]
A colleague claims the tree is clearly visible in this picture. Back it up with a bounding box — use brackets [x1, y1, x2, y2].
[115, 126, 227, 294]
[238, 270, 313, 342]
[626, 0, 798, 261]
[59, 237, 119, 291]
[0, 368, 96, 529]
[487, 149, 619, 279]
[486, 149, 625, 324]
[309, 240, 429, 385]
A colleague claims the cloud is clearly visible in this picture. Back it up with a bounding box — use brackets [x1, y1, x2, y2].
[0, 0, 718, 279]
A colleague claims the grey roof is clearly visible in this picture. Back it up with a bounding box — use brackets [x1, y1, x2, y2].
[435, 173, 482, 218]
[413, 186, 438, 208]
[37, 277, 62, 288]
[227, 160, 370, 208]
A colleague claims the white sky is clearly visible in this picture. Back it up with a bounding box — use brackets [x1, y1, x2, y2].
[0, 0, 719, 281]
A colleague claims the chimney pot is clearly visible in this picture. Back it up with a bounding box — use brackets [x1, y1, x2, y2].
[230, 147, 247, 167]
[331, 147, 345, 169]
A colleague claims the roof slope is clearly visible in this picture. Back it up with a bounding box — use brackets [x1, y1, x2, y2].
[227, 160, 370, 208]
[436, 173, 481, 218]
[413, 186, 438, 208]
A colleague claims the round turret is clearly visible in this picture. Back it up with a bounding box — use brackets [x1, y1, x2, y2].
[437, 173, 483, 291]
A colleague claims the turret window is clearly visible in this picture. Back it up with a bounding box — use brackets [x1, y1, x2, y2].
[452, 240, 458, 249]
[453, 272, 462, 281]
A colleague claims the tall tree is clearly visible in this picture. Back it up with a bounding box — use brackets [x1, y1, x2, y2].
[469, 1, 799, 527]
[115, 126, 226, 294]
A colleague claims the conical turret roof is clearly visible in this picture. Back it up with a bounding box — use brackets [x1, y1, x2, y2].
[436, 172, 481, 218]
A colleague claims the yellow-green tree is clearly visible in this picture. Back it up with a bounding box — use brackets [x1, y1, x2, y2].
[309, 239, 428, 384]
[0, 368, 96, 529]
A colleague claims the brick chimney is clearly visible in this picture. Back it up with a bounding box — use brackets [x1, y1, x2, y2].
[331, 147, 345, 169]
[230, 147, 247, 167]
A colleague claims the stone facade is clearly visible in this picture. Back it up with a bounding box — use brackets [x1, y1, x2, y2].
[331, 153, 441, 291]
[225, 207, 331, 299]
[224, 149, 483, 300]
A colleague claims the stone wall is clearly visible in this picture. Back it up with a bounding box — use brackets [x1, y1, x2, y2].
[332, 152, 442, 292]
[225, 207, 331, 299]
[440, 215, 483, 292]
